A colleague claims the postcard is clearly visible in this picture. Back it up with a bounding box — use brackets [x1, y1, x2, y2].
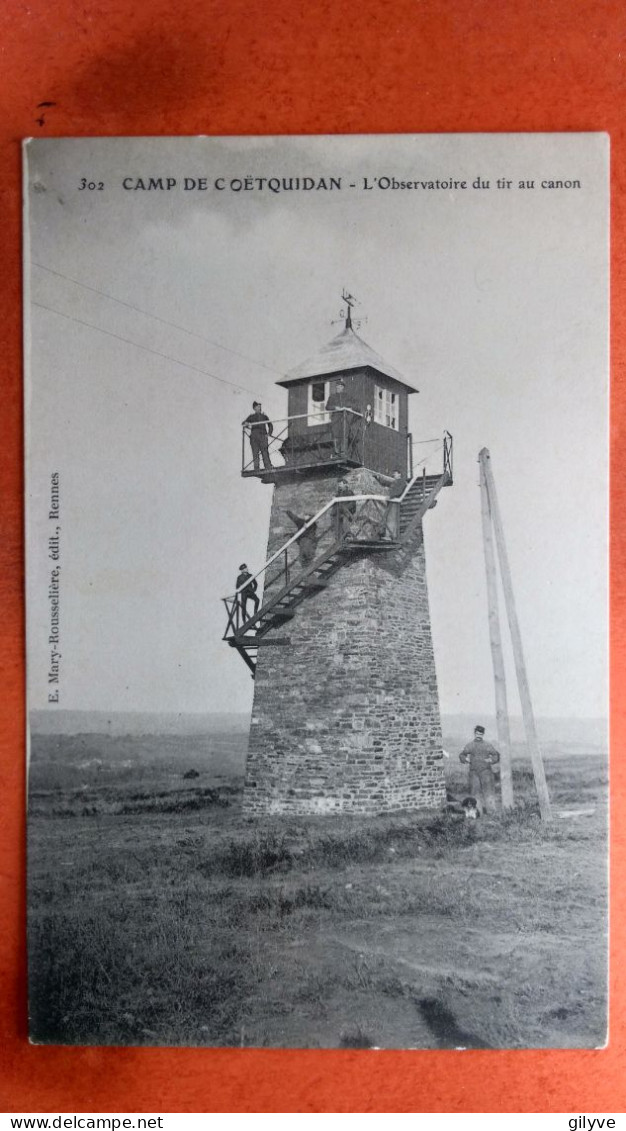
[24, 134, 608, 1048]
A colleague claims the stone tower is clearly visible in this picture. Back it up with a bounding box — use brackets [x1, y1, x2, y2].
[225, 306, 452, 815]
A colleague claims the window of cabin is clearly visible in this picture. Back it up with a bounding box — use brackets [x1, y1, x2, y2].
[307, 379, 330, 426]
[374, 385, 399, 431]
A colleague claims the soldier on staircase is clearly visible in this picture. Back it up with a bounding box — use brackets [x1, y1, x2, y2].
[372, 469, 406, 539]
[334, 478, 357, 540]
[286, 510, 319, 567]
[236, 564, 260, 623]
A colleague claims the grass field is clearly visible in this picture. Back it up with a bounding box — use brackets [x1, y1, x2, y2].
[27, 729, 608, 1049]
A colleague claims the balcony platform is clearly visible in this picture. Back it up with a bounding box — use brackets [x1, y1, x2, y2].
[242, 455, 363, 484]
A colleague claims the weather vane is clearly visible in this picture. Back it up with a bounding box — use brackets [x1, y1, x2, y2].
[332, 289, 366, 331]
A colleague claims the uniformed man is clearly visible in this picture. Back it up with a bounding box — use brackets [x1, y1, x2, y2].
[459, 725, 500, 814]
[243, 401, 273, 471]
[334, 478, 356, 539]
[372, 469, 406, 539]
[325, 379, 350, 457]
[236, 563, 260, 622]
[286, 510, 318, 566]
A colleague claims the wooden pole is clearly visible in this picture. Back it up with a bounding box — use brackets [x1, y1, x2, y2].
[479, 458, 514, 809]
[479, 448, 552, 821]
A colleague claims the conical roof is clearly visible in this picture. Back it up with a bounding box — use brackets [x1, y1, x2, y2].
[278, 326, 418, 392]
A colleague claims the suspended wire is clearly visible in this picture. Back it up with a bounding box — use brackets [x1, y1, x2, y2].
[31, 301, 257, 395]
[32, 261, 283, 378]
[32, 269, 433, 433]
[413, 442, 443, 469]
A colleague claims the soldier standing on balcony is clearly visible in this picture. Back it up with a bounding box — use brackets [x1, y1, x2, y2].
[243, 401, 273, 471]
[325, 379, 350, 458]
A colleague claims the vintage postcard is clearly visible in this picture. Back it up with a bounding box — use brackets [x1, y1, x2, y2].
[24, 134, 608, 1048]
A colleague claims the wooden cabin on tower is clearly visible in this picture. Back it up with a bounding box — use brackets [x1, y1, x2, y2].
[223, 297, 453, 815]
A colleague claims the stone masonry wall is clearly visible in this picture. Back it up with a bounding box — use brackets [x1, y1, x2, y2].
[243, 470, 446, 815]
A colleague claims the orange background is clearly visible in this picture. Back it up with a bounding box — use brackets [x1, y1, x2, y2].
[1, 0, 624, 1113]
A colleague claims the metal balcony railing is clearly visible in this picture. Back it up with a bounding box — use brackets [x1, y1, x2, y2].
[242, 408, 366, 475]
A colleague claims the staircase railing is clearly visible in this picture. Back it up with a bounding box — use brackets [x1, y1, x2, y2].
[396, 433, 452, 503]
[222, 492, 391, 639]
[223, 432, 453, 639]
[443, 430, 453, 480]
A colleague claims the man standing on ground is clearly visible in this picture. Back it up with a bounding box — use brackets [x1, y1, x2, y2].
[459, 725, 500, 814]
[243, 401, 273, 471]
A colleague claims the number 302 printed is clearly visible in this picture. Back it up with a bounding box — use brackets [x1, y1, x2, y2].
[78, 178, 104, 190]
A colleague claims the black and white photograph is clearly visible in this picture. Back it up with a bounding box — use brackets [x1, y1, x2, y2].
[24, 133, 608, 1049]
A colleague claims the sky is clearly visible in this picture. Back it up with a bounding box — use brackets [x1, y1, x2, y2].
[24, 134, 608, 720]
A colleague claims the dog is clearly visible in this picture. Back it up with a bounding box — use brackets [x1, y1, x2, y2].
[445, 792, 480, 819]
[461, 796, 480, 820]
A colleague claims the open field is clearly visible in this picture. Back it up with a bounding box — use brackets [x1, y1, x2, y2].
[27, 729, 608, 1049]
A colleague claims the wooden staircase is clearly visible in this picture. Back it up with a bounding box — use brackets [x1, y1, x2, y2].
[399, 473, 446, 533]
[224, 466, 452, 676]
[225, 538, 396, 675]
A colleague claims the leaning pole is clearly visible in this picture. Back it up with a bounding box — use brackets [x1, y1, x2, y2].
[478, 448, 552, 822]
[479, 454, 514, 810]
